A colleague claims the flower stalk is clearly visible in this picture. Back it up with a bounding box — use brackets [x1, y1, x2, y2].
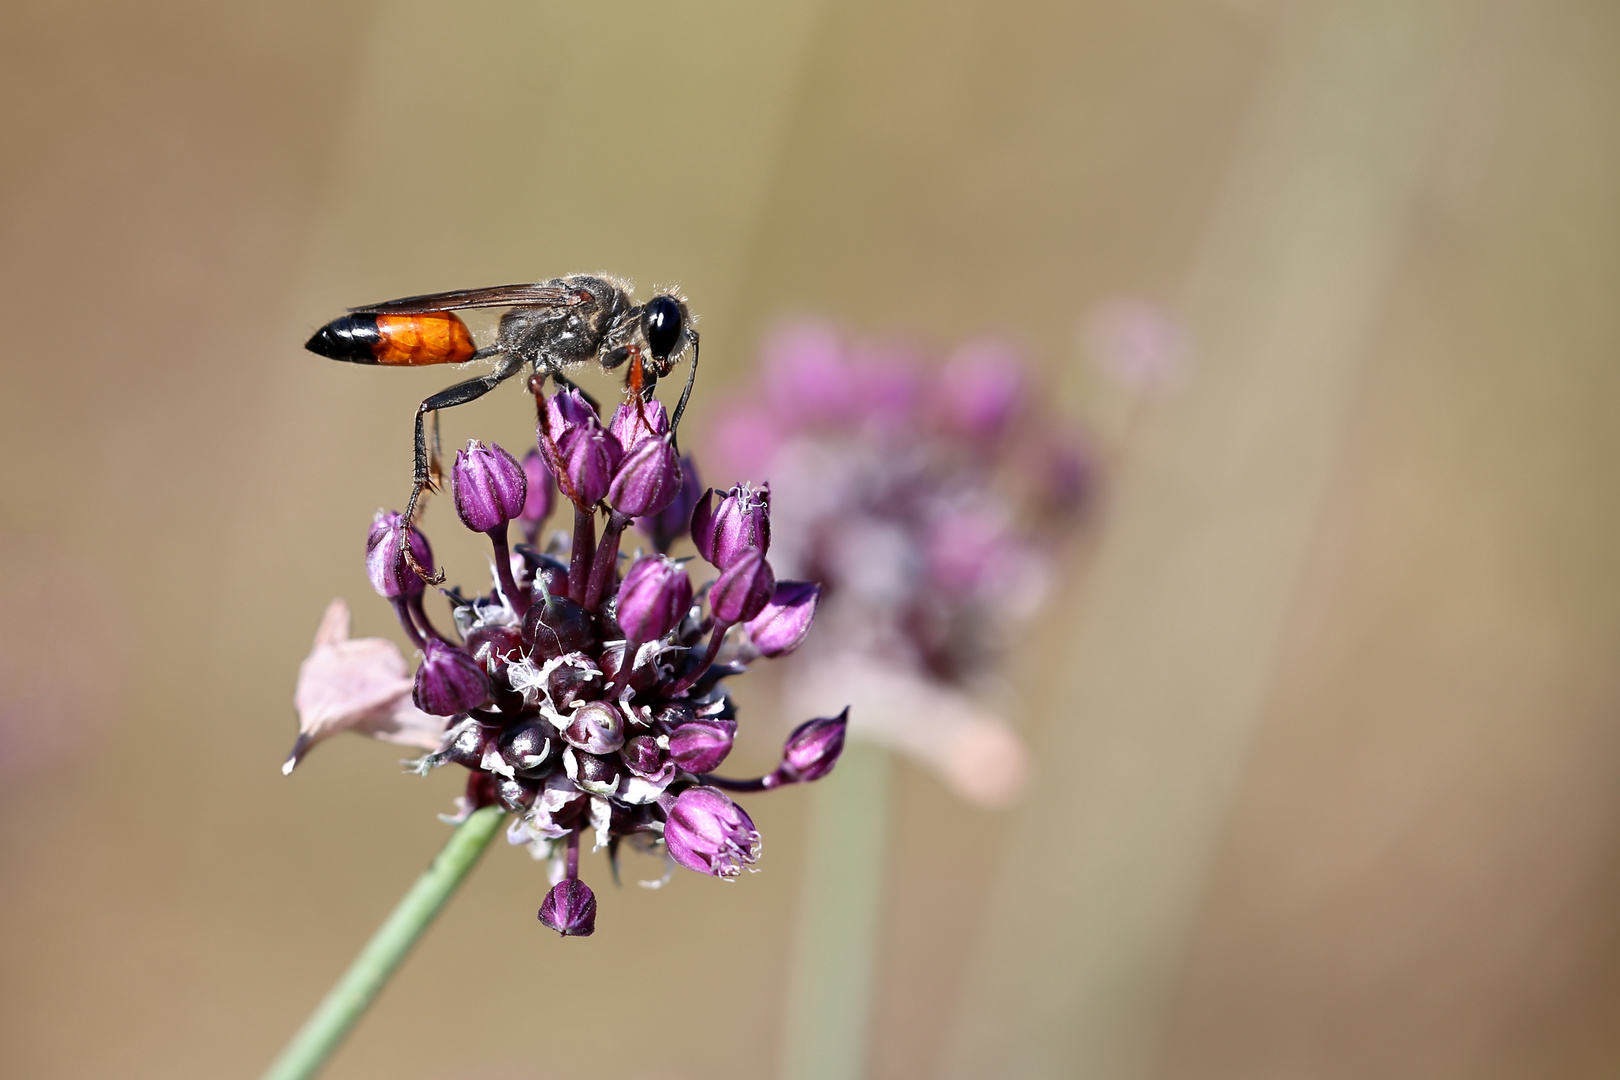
[259, 805, 506, 1080]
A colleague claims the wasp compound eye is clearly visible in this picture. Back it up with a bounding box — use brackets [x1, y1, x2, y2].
[644, 295, 683, 360]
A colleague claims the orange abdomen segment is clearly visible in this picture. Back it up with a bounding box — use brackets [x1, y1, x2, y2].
[373, 312, 476, 366]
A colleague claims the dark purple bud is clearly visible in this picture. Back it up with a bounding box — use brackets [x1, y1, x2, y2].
[597, 640, 660, 695]
[437, 718, 490, 769]
[495, 775, 539, 811]
[709, 550, 775, 625]
[652, 702, 696, 732]
[412, 641, 492, 716]
[664, 786, 761, 878]
[498, 719, 553, 774]
[743, 580, 821, 658]
[519, 449, 555, 533]
[690, 483, 771, 569]
[545, 654, 602, 708]
[522, 592, 594, 661]
[569, 750, 620, 796]
[665, 719, 736, 774]
[635, 454, 702, 554]
[607, 397, 670, 448]
[562, 700, 626, 755]
[607, 436, 682, 518]
[778, 708, 848, 783]
[538, 878, 596, 937]
[464, 623, 523, 670]
[615, 555, 693, 643]
[366, 511, 433, 598]
[527, 552, 570, 599]
[452, 440, 527, 534]
[621, 735, 665, 777]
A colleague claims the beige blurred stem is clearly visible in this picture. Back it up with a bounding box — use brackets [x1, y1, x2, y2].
[943, 2, 1465, 1079]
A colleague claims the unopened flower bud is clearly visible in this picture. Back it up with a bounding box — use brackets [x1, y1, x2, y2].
[522, 592, 594, 661]
[412, 641, 491, 716]
[567, 749, 620, 797]
[498, 718, 553, 774]
[742, 580, 820, 658]
[597, 641, 660, 695]
[636, 454, 702, 554]
[777, 708, 848, 784]
[437, 717, 490, 769]
[621, 735, 665, 777]
[544, 653, 602, 708]
[538, 878, 596, 937]
[496, 775, 539, 811]
[709, 549, 775, 625]
[452, 440, 526, 534]
[663, 786, 761, 878]
[608, 436, 682, 517]
[540, 390, 621, 506]
[463, 624, 523, 670]
[608, 397, 670, 448]
[562, 700, 626, 755]
[665, 719, 736, 774]
[615, 555, 692, 644]
[691, 483, 771, 569]
[366, 511, 433, 598]
[519, 449, 555, 535]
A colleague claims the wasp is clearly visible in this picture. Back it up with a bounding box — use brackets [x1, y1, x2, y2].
[305, 275, 699, 576]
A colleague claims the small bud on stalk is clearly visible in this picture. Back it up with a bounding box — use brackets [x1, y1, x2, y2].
[538, 878, 597, 937]
[412, 641, 492, 717]
[742, 580, 821, 658]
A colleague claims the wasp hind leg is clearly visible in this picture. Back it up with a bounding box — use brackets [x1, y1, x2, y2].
[401, 350, 525, 583]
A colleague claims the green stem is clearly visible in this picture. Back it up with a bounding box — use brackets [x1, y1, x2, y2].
[260, 805, 507, 1080]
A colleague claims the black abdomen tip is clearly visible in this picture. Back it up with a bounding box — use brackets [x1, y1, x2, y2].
[305, 314, 381, 363]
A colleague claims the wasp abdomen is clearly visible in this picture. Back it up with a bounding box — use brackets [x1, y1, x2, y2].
[305, 312, 475, 366]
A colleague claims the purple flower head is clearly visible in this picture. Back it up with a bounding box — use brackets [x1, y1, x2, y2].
[366, 511, 433, 598]
[519, 448, 555, 536]
[452, 440, 527, 534]
[608, 435, 682, 518]
[615, 555, 692, 644]
[664, 786, 760, 878]
[540, 389, 622, 506]
[709, 549, 775, 625]
[665, 719, 736, 774]
[691, 483, 771, 570]
[608, 397, 670, 448]
[412, 640, 492, 717]
[937, 339, 1027, 441]
[538, 878, 596, 937]
[776, 708, 848, 784]
[635, 453, 702, 554]
[742, 580, 821, 658]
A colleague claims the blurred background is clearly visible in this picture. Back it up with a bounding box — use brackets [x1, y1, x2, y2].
[4, 0, 1620, 1077]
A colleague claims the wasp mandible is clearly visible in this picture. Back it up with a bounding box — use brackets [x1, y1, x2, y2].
[305, 274, 699, 577]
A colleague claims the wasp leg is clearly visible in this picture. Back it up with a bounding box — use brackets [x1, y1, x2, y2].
[669, 329, 700, 453]
[402, 351, 525, 582]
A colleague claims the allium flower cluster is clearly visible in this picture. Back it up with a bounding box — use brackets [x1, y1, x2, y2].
[289, 391, 844, 937]
[708, 323, 1093, 806]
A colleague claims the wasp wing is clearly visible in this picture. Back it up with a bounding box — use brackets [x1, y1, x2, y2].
[350, 283, 588, 315]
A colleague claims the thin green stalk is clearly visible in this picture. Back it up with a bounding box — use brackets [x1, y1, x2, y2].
[780, 744, 892, 1080]
[261, 805, 507, 1080]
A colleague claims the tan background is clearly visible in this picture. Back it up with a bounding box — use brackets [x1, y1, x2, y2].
[3, 1, 1619, 1078]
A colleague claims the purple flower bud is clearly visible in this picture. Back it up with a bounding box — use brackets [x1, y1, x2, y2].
[743, 580, 821, 658]
[498, 718, 553, 774]
[937, 340, 1027, 441]
[615, 555, 692, 643]
[540, 390, 622, 506]
[452, 440, 527, 534]
[666, 719, 735, 774]
[607, 436, 682, 517]
[777, 708, 848, 783]
[635, 454, 702, 554]
[496, 775, 539, 811]
[538, 878, 596, 937]
[463, 623, 523, 670]
[519, 449, 555, 533]
[543, 653, 602, 708]
[709, 549, 775, 625]
[597, 640, 660, 695]
[365, 511, 433, 598]
[691, 483, 771, 569]
[664, 786, 761, 878]
[608, 397, 670, 448]
[562, 700, 626, 755]
[412, 640, 492, 716]
[522, 592, 593, 661]
[568, 749, 620, 796]
[621, 735, 665, 777]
